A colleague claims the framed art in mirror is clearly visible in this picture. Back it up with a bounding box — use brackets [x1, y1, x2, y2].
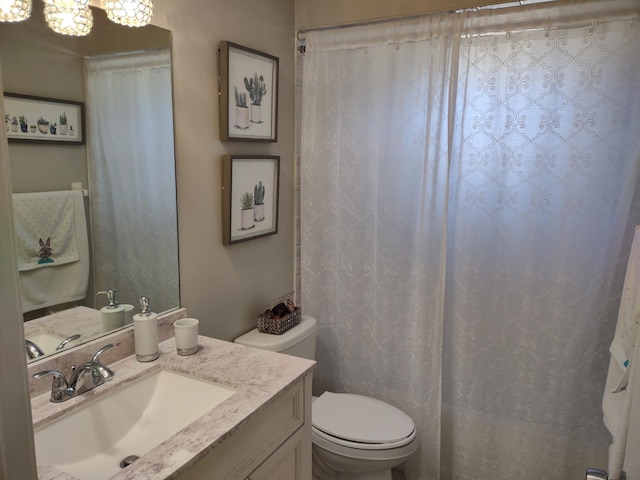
[4, 93, 85, 145]
[222, 155, 279, 244]
[219, 41, 278, 142]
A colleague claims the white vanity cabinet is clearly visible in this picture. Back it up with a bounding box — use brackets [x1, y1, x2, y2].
[30, 333, 315, 480]
[177, 372, 312, 480]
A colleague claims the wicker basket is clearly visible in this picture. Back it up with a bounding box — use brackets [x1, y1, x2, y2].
[257, 293, 301, 335]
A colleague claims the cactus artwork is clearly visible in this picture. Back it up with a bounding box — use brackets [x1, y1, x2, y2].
[240, 192, 254, 210]
[234, 86, 247, 108]
[240, 192, 255, 230]
[244, 73, 268, 125]
[254, 181, 265, 205]
[234, 86, 250, 130]
[254, 181, 266, 222]
[244, 74, 267, 106]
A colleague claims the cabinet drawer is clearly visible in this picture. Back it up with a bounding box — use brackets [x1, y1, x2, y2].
[177, 376, 308, 480]
[247, 427, 305, 480]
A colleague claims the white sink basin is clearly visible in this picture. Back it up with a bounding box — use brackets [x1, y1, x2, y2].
[35, 369, 235, 480]
[26, 331, 77, 355]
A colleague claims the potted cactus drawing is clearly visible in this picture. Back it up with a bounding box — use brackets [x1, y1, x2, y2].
[244, 73, 267, 124]
[254, 181, 265, 222]
[19, 116, 28, 133]
[37, 116, 49, 134]
[59, 112, 68, 135]
[234, 86, 250, 130]
[239, 192, 255, 230]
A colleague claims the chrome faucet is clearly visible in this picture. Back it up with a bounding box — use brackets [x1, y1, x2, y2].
[25, 340, 45, 360]
[33, 344, 116, 403]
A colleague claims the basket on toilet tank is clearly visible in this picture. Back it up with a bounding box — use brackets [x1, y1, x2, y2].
[257, 293, 301, 335]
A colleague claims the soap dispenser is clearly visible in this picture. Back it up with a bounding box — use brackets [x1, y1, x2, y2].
[133, 296, 159, 362]
[96, 289, 125, 332]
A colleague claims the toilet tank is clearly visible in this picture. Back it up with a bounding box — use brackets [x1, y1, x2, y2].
[234, 315, 317, 360]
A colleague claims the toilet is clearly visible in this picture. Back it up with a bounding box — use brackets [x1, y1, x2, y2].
[234, 315, 417, 480]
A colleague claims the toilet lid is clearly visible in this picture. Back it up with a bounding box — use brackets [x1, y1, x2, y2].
[312, 392, 415, 445]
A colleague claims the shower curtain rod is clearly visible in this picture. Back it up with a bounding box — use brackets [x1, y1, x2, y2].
[296, 0, 637, 53]
[295, 0, 554, 44]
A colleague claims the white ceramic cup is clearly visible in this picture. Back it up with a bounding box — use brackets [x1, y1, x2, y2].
[174, 318, 199, 355]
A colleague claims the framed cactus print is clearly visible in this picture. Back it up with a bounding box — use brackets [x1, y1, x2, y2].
[4, 92, 85, 145]
[222, 155, 280, 244]
[219, 41, 279, 142]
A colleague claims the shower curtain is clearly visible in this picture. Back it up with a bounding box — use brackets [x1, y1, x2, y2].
[300, 1, 640, 479]
[86, 50, 178, 313]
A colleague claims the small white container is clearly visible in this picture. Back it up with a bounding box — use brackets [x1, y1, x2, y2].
[97, 289, 125, 333]
[174, 318, 199, 355]
[133, 296, 159, 362]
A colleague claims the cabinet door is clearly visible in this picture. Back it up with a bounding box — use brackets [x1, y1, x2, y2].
[248, 428, 305, 480]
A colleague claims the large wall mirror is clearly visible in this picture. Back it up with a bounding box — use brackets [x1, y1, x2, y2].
[1, 1, 179, 362]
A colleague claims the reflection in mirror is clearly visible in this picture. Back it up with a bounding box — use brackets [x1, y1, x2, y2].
[0, 1, 179, 362]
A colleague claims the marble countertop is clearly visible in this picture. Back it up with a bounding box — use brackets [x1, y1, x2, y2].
[24, 306, 106, 359]
[32, 335, 315, 480]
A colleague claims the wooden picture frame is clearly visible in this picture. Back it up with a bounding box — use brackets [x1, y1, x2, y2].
[3, 93, 85, 145]
[219, 41, 278, 142]
[222, 155, 280, 244]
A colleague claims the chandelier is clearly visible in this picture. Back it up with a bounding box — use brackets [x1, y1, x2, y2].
[0, 0, 153, 35]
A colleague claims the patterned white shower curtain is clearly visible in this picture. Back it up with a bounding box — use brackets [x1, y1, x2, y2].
[300, 1, 640, 479]
[86, 50, 179, 313]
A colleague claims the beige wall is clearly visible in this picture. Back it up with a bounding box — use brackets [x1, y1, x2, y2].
[0, 1, 294, 476]
[295, 0, 517, 29]
[0, 6, 87, 194]
[152, 0, 296, 342]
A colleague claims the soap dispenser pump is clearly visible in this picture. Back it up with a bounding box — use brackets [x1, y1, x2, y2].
[133, 296, 159, 362]
[96, 289, 125, 332]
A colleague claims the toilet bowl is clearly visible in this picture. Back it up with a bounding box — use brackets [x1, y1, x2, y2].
[235, 315, 417, 480]
[311, 391, 417, 480]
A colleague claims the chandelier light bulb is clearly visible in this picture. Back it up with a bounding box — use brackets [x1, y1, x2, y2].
[0, 0, 31, 22]
[44, 0, 93, 36]
[103, 0, 153, 28]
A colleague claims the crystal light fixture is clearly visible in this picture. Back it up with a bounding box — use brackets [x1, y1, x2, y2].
[0, 0, 154, 34]
[103, 0, 153, 27]
[0, 0, 31, 22]
[44, 0, 93, 36]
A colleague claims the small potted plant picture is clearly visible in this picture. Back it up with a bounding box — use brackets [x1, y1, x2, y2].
[19, 116, 28, 133]
[234, 86, 250, 130]
[4, 114, 9, 131]
[244, 73, 267, 124]
[254, 181, 266, 222]
[30, 124, 36, 133]
[37, 116, 49, 134]
[49, 122, 57, 135]
[59, 112, 68, 135]
[239, 191, 254, 230]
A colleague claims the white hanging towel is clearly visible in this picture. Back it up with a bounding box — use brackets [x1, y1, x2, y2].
[603, 225, 640, 480]
[12, 190, 89, 313]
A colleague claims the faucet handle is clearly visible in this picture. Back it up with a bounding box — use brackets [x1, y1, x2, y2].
[33, 370, 70, 403]
[91, 344, 116, 381]
[56, 334, 81, 351]
[92, 343, 115, 364]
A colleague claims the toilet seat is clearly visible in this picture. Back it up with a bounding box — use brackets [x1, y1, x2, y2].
[312, 392, 416, 450]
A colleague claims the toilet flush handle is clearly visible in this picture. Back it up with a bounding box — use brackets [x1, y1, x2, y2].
[586, 468, 627, 480]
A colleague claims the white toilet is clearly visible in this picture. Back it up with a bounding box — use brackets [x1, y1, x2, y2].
[235, 315, 417, 480]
